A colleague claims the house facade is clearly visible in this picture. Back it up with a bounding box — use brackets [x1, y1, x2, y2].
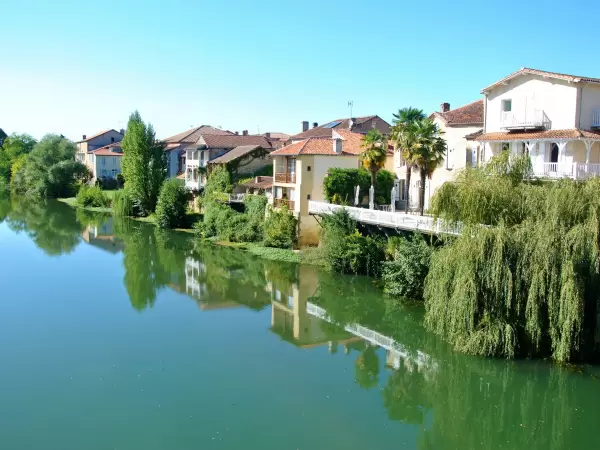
[270, 129, 393, 246]
[75, 129, 124, 180]
[394, 101, 484, 211]
[470, 68, 600, 178]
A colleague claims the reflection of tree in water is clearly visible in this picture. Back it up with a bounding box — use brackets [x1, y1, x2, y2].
[0, 196, 11, 223]
[354, 345, 380, 389]
[4, 198, 84, 255]
[382, 361, 430, 424]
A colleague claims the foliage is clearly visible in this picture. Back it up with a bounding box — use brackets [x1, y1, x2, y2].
[112, 188, 135, 216]
[263, 204, 298, 249]
[11, 134, 90, 198]
[76, 185, 110, 208]
[97, 177, 119, 190]
[155, 179, 189, 229]
[321, 208, 384, 277]
[323, 168, 395, 205]
[205, 165, 233, 197]
[0, 133, 36, 183]
[382, 234, 433, 300]
[244, 243, 302, 264]
[360, 129, 388, 188]
[243, 194, 267, 221]
[120, 111, 167, 215]
[354, 346, 380, 389]
[116, 173, 125, 189]
[425, 174, 600, 363]
[0, 177, 9, 195]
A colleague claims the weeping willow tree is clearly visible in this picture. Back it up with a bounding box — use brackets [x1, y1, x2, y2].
[425, 151, 600, 363]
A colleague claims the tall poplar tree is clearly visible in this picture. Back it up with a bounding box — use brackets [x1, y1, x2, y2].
[121, 111, 167, 215]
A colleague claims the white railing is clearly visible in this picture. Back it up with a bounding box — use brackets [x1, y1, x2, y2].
[593, 109, 600, 128]
[533, 162, 600, 180]
[501, 109, 551, 130]
[308, 201, 462, 235]
[228, 193, 245, 203]
[306, 302, 438, 373]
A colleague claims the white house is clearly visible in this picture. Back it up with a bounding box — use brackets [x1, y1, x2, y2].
[471, 68, 600, 178]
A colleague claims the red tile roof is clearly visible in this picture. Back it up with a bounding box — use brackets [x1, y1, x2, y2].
[470, 128, 600, 142]
[209, 145, 266, 164]
[91, 142, 123, 155]
[482, 67, 600, 93]
[77, 129, 123, 143]
[431, 100, 484, 126]
[270, 129, 365, 156]
[163, 125, 234, 143]
[290, 115, 391, 140]
[240, 176, 273, 189]
[201, 134, 272, 149]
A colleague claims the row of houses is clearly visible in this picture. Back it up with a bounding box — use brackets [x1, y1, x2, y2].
[75, 66, 600, 245]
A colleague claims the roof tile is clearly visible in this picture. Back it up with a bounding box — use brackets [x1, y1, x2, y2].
[432, 100, 483, 126]
[471, 128, 600, 142]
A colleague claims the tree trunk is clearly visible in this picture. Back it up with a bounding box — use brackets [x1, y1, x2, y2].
[419, 169, 427, 216]
[405, 167, 412, 213]
[371, 168, 377, 190]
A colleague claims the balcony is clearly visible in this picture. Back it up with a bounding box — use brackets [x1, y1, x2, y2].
[185, 150, 207, 167]
[274, 198, 295, 210]
[501, 109, 551, 131]
[274, 172, 296, 184]
[593, 109, 600, 129]
[533, 162, 600, 180]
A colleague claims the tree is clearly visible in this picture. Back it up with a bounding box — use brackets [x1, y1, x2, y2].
[390, 107, 426, 213]
[155, 179, 188, 229]
[11, 134, 89, 198]
[121, 111, 167, 216]
[411, 119, 447, 215]
[359, 129, 388, 189]
[0, 133, 36, 183]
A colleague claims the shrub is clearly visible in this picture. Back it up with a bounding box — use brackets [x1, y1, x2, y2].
[113, 188, 135, 216]
[155, 179, 188, 229]
[382, 234, 433, 300]
[323, 168, 395, 205]
[116, 173, 125, 189]
[244, 195, 267, 221]
[76, 185, 110, 208]
[263, 205, 298, 249]
[202, 201, 237, 238]
[0, 177, 9, 195]
[98, 177, 118, 190]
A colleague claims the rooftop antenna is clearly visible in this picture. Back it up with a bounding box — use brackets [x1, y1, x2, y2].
[348, 100, 354, 118]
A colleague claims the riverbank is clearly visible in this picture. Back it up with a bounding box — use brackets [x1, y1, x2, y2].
[58, 196, 324, 265]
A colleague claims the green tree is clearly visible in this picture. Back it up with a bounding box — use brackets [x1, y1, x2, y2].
[390, 107, 426, 213]
[411, 119, 447, 215]
[12, 134, 89, 198]
[155, 179, 188, 229]
[0, 133, 36, 183]
[121, 111, 167, 215]
[359, 129, 388, 189]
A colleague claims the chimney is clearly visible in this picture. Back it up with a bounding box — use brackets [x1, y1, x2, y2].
[243, 130, 248, 136]
[82, 134, 87, 140]
[235, 131, 239, 135]
[441, 102, 450, 113]
[119, 128, 125, 135]
[302, 121, 309, 132]
[265, 132, 271, 138]
[333, 138, 342, 154]
[312, 122, 318, 128]
[349, 118, 356, 129]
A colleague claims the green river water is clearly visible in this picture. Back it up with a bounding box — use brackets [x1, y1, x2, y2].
[0, 198, 599, 450]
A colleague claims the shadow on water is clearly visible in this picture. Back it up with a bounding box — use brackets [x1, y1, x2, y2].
[2, 198, 600, 449]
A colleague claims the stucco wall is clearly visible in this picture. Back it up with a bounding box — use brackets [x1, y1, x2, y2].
[94, 155, 122, 179]
[578, 84, 600, 129]
[485, 74, 578, 131]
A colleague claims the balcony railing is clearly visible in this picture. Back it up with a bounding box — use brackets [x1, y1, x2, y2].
[274, 172, 296, 184]
[533, 162, 600, 180]
[274, 198, 295, 210]
[501, 109, 551, 130]
[593, 109, 600, 128]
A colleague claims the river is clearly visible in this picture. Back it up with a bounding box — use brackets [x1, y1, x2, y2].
[0, 198, 599, 449]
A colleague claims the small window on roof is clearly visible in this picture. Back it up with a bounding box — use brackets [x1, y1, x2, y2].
[322, 121, 342, 129]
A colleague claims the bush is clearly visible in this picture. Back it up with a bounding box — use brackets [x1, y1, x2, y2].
[263, 205, 298, 249]
[323, 168, 395, 205]
[76, 185, 110, 207]
[202, 201, 237, 238]
[116, 173, 125, 189]
[382, 234, 433, 300]
[98, 177, 118, 190]
[155, 179, 188, 229]
[113, 188, 135, 216]
[244, 195, 267, 221]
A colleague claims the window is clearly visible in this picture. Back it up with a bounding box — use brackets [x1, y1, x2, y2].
[307, 166, 311, 172]
[446, 148, 453, 169]
[112, 169, 117, 177]
[101, 169, 107, 177]
[502, 99, 512, 112]
[307, 194, 311, 200]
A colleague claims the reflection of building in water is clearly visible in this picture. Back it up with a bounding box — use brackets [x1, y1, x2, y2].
[307, 302, 438, 376]
[81, 218, 124, 254]
[270, 266, 359, 349]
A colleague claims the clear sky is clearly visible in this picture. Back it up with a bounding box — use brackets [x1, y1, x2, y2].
[2, 0, 599, 141]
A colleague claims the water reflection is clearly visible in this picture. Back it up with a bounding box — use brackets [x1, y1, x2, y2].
[2, 199, 599, 449]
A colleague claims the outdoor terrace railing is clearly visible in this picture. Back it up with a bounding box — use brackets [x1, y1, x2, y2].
[501, 109, 551, 130]
[533, 162, 600, 180]
[274, 173, 296, 184]
[274, 198, 295, 210]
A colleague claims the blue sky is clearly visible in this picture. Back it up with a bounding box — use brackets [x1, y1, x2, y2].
[2, 0, 599, 141]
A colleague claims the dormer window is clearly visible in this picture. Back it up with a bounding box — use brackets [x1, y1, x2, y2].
[502, 99, 512, 112]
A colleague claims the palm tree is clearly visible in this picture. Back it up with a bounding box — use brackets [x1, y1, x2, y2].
[360, 129, 388, 189]
[411, 119, 446, 216]
[390, 108, 426, 213]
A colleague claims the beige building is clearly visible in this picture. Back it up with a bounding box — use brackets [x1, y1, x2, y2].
[269, 129, 393, 246]
[76, 129, 124, 180]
